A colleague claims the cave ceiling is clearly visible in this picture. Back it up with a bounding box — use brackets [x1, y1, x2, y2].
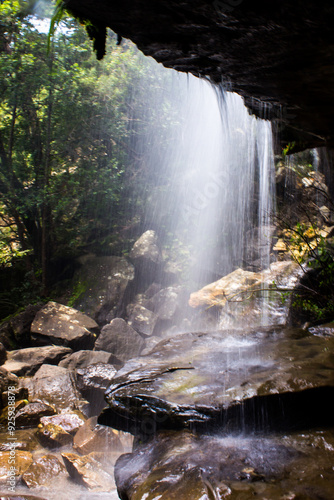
[65, 0, 334, 152]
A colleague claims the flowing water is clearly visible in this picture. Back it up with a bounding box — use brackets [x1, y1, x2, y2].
[145, 74, 275, 289]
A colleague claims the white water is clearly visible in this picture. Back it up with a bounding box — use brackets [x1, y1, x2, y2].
[143, 72, 275, 328]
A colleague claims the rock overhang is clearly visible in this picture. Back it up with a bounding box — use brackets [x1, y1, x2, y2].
[64, 0, 334, 152]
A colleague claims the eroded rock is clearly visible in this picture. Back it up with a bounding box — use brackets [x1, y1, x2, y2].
[115, 429, 334, 500]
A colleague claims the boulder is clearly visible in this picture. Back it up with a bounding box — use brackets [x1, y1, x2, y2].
[188, 261, 303, 328]
[99, 327, 334, 436]
[59, 349, 115, 370]
[19, 364, 87, 414]
[73, 255, 135, 324]
[127, 304, 158, 337]
[145, 286, 186, 321]
[76, 362, 117, 412]
[15, 401, 56, 428]
[95, 318, 145, 361]
[61, 452, 116, 491]
[22, 454, 66, 489]
[129, 230, 164, 290]
[129, 230, 162, 266]
[31, 301, 97, 350]
[2, 346, 72, 376]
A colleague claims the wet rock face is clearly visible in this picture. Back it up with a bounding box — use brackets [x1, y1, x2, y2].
[65, 0, 334, 150]
[99, 327, 334, 435]
[115, 429, 334, 500]
[19, 364, 87, 414]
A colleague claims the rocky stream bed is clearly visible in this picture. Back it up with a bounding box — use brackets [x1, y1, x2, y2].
[0, 231, 333, 499]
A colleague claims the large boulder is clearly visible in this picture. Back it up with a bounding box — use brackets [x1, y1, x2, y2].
[74, 255, 135, 324]
[31, 302, 97, 350]
[95, 318, 145, 362]
[99, 327, 334, 436]
[188, 261, 303, 328]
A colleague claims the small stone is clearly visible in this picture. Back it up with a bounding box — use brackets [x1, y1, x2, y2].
[61, 452, 115, 491]
[36, 423, 73, 448]
[73, 416, 123, 455]
[15, 401, 56, 428]
[0, 450, 33, 481]
[40, 412, 85, 435]
[22, 454, 66, 488]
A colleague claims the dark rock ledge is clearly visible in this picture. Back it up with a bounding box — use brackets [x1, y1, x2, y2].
[98, 327, 334, 436]
[65, 0, 334, 151]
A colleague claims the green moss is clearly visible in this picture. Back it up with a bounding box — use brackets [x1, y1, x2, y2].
[66, 280, 88, 308]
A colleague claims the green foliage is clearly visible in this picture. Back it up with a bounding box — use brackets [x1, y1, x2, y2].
[0, 2, 182, 313]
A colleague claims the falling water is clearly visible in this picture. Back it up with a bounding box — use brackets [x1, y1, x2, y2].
[143, 72, 275, 328]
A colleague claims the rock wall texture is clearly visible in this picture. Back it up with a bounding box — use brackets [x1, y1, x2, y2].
[65, 0, 334, 151]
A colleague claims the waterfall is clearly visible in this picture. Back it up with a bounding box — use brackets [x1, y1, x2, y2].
[142, 71, 275, 329]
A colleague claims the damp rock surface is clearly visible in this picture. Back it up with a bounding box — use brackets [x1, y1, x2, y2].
[115, 428, 334, 500]
[100, 326, 334, 433]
